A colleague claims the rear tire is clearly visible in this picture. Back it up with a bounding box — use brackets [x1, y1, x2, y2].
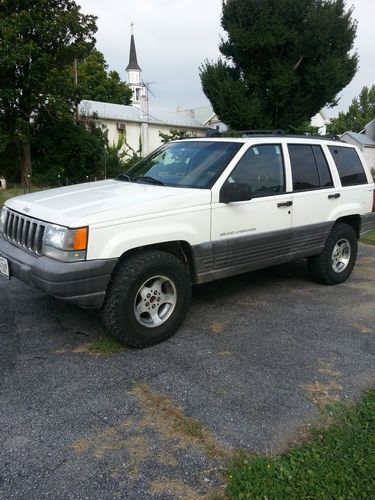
[308, 223, 358, 285]
[102, 250, 192, 348]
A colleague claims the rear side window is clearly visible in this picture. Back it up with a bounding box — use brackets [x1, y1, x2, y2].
[328, 146, 368, 187]
[312, 146, 334, 188]
[289, 145, 320, 191]
[289, 144, 334, 191]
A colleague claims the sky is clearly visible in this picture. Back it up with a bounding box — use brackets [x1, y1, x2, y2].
[78, 0, 375, 118]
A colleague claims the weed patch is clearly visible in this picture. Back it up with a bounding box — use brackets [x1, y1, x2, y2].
[131, 383, 229, 459]
[87, 336, 126, 355]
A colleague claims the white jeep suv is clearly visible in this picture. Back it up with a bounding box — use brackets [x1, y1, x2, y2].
[1, 136, 374, 347]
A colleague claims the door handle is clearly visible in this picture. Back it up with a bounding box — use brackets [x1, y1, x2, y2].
[277, 201, 293, 208]
[328, 193, 340, 199]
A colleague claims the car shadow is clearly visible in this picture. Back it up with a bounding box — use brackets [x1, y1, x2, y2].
[193, 258, 312, 303]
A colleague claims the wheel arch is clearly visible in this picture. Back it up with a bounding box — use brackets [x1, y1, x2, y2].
[116, 241, 197, 282]
[334, 214, 361, 239]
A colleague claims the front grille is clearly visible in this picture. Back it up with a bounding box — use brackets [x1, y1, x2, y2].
[3, 209, 46, 255]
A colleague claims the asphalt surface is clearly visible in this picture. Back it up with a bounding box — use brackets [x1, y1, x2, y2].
[1, 244, 375, 499]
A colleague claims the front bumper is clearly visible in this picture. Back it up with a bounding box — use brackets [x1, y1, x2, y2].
[0, 234, 117, 309]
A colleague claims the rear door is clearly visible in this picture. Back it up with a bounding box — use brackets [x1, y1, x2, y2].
[288, 143, 337, 258]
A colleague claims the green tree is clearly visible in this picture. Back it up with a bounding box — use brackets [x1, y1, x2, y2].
[78, 49, 132, 105]
[200, 0, 358, 131]
[328, 85, 375, 135]
[31, 112, 106, 185]
[0, 0, 97, 186]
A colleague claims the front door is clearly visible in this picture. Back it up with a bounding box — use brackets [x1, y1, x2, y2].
[211, 143, 293, 280]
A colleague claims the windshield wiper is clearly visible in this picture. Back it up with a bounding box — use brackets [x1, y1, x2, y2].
[132, 176, 165, 186]
[116, 173, 133, 182]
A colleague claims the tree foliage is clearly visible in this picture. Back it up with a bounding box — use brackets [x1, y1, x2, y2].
[159, 129, 194, 143]
[31, 113, 106, 185]
[78, 49, 132, 105]
[200, 0, 358, 131]
[327, 85, 375, 135]
[104, 133, 142, 178]
[0, 0, 97, 185]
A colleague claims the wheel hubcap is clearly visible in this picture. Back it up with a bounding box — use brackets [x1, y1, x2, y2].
[331, 238, 351, 273]
[134, 275, 177, 328]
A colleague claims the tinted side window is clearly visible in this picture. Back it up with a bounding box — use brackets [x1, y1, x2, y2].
[328, 146, 368, 187]
[229, 144, 285, 197]
[312, 146, 334, 188]
[289, 145, 320, 191]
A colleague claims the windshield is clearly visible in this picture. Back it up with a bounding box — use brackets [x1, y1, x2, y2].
[121, 141, 243, 189]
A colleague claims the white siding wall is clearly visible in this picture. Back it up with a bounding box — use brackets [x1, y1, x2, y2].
[365, 121, 375, 141]
[364, 147, 375, 173]
[207, 117, 228, 133]
[310, 113, 328, 135]
[99, 119, 205, 157]
[128, 70, 141, 84]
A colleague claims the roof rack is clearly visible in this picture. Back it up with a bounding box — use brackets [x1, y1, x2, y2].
[242, 129, 286, 136]
[207, 129, 341, 142]
[222, 129, 285, 137]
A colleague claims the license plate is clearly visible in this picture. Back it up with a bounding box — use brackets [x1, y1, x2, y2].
[0, 256, 10, 279]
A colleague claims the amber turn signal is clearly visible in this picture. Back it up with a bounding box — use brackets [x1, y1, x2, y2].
[73, 227, 88, 251]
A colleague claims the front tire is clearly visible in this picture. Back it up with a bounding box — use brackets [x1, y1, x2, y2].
[102, 250, 192, 348]
[308, 223, 358, 285]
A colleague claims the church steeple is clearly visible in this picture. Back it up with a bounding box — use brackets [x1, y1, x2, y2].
[126, 29, 141, 71]
[126, 23, 145, 107]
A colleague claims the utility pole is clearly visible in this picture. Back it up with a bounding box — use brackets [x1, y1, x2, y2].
[73, 59, 79, 123]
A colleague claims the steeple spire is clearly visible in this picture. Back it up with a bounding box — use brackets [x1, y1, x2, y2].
[126, 23, 141, 72]
[126, 23, 145, 107]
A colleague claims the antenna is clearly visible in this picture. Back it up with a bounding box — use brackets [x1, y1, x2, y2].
[142, 81, 158, 98]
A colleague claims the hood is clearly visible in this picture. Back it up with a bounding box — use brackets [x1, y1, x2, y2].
[5, 180, 211, 227]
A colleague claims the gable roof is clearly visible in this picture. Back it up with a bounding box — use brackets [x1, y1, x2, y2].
[188, 105, 216, 125]
[341, 131, 375, 146]
[80, 100, 208, 129]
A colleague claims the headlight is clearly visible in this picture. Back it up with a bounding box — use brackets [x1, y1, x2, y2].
[0, 206, 8, 234]
[43, 224, 88, 262]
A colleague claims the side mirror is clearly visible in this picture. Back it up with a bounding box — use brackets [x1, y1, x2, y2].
[220, 181, 252, 203]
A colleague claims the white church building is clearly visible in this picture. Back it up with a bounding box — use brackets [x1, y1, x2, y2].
[80, 29, 207, 158]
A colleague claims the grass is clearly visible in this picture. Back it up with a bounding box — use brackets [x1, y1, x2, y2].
[361, 229, 375, 246]
[226, 391, 375, 499]
[87, 335, 126, 356]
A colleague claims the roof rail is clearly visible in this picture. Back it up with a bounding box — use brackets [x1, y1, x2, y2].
[221, 129, 285, 138]
[207, 129, 342, 142]
[241, 129, 285, 137]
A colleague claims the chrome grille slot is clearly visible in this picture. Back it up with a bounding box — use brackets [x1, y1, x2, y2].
[3, 209, 46, 255]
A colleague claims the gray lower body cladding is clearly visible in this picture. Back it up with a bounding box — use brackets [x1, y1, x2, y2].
[0, 235, 117, 309]
[193, 221, 334, 283]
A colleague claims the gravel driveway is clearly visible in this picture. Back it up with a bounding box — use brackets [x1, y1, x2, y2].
[1, 244, 375, 499]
